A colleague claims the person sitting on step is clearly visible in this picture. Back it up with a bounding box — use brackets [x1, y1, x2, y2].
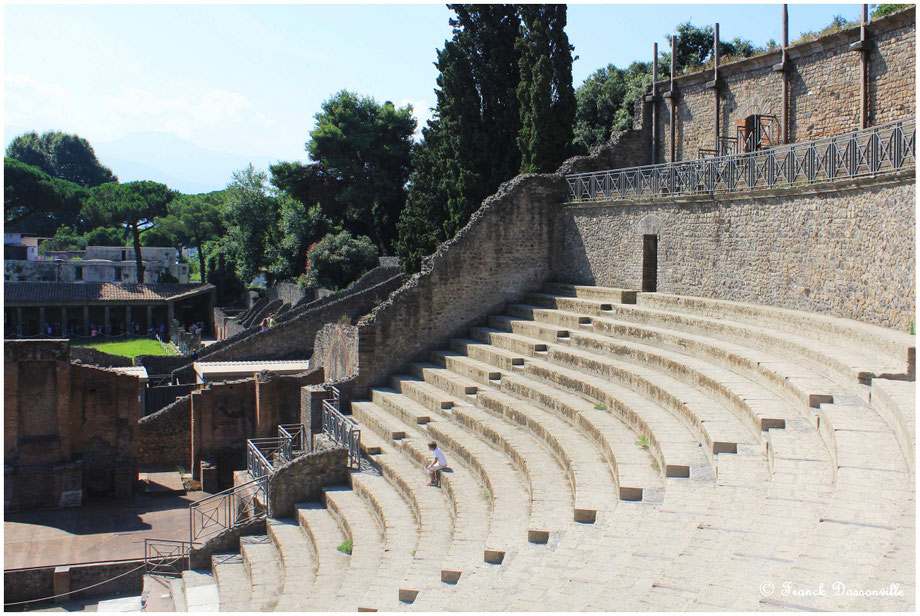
[426, 441, 448, 486]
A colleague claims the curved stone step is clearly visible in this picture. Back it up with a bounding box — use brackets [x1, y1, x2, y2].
[514, 296, 904, 392]
[370, 450, 456, 607]
[239, 535, 282, 611]
[542, 282, 638, 304]
[870, 379, 916, 474]
[179, 569, 219, 612]
[367, 389, 533, 560]
[483, 318, 800, 436]
[210, 553, 251, 612]
[432, 349, 618, 522]
[349, 469, 419, 610]
[321, 486, 386, 610]
[266, 520, 318, 611]
[389, 373, 576, 536]
[295, 502, 351, 608]
[633, 291, 914, 378]
[496, 326, 759, 462]
[452, 337, 663, 501]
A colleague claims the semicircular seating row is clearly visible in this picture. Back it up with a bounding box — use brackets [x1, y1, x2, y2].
[167, 283, 916, 612]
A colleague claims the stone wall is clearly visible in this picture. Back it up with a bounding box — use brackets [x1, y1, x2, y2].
[352, 173, 564, 391]
[267, 445, 349, 518]
[4, 559, 145, 606]
[197, 262, 402, 364]
[137, 368, 322, 480]
[190, 378, 256, 482]
[137, 395, 192, 468]
[556, 172, 915, 330]
[311, 322, 359, 381]
[194, 272, 402, 364]
[266, 282, 309, 307]
[645, 8, 915, 162]
[4, 341, 140, 510]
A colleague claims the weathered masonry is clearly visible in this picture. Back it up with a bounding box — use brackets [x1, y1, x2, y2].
[640, 7, 915, 162]
[4, 340, 142, 510]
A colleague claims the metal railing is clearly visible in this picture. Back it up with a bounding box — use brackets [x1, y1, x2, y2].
[278, 423, 306, 452]
[247, 437, 293, 480]
[189, 476, 267, 544]
[566, 117, 915, 203]
[322, 399, 361, 468]
[144, 538, 192, 577]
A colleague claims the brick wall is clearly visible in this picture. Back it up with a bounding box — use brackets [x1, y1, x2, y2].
[4, 341, 141, 510]
[643, 8, 915, 162]
[556, 173, 915, 330]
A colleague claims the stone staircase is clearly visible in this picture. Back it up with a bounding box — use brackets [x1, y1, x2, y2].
[145, 283, 915, 611]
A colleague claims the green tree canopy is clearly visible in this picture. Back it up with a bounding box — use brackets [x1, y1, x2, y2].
[83, 226, 125, 247]
[270, 199, 335, 283]
[82, 180, 175, 283]
[573, 61, 668, 151]
[4, 157, 88, 233]
[6, 131, 117, 187]
[158, 191, 226, 283]
[517, 4, 577, 173]
[306, 91, 416, 254]
[222, 165, 281, 284]
[303, 230, 378, 291]
[269, 161, 339, 217]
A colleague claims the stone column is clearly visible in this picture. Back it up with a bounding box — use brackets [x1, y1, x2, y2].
[104, 306, 110, 335]
[61, 306, 68, 336]
[39, 307, 46, 335]
[125, 305, 131, 334]
[83, 306, 90, 335]
[16, 307, 23, 336]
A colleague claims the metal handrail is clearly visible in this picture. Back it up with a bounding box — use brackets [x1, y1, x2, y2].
[567, 117, 916, 203]
[247, 437, 292, 480]
[189, 476, 267, 544]
[278, 423, 306, 452]
[322, 399, 361, 468]
[144, 538, 192, 576]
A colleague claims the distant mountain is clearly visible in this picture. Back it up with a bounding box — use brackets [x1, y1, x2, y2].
[90, 132, 291, 194]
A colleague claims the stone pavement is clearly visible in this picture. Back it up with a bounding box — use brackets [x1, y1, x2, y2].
[4, 492, 203, 569]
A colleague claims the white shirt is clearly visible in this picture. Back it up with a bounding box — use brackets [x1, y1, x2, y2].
[432, 447, 447, 467]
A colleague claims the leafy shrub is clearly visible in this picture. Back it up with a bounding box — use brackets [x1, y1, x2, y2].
[302, 231, 378, 291]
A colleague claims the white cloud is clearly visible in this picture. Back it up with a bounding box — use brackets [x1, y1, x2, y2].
[4, 72, 278, 156]
[400, 97, 432, 139]
[102, 88, 273, 142]
[5, 72, 81, 130]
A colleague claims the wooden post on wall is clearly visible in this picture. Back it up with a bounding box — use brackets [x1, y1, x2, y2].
[669, 36, 677, 162]
[712, 23, 720, 153]
[858, 4, 870, 128]
[651, 43, 658, 164]
[774, 5, 790, 143]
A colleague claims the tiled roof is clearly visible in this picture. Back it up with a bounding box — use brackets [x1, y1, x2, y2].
[4, 282, 215, 304]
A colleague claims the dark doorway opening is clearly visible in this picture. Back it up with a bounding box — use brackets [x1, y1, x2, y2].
[642, 235, 658, 292]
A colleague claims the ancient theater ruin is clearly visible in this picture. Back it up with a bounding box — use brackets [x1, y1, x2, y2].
[4, 6, 916, 612]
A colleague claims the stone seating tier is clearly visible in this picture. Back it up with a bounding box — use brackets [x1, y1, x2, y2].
[152, 283, 914, 612]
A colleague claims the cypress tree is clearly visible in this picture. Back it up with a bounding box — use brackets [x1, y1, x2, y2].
[517, 4, 577, 173]
[397, 4, 522, 273]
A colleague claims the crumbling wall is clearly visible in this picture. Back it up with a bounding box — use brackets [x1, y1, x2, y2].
[4, 340, 140, 510]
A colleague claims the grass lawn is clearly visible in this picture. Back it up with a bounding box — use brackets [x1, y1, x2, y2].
[71, 338, 177, 358]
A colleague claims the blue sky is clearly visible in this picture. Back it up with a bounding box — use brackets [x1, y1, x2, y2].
[4, 2, 867, 193]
